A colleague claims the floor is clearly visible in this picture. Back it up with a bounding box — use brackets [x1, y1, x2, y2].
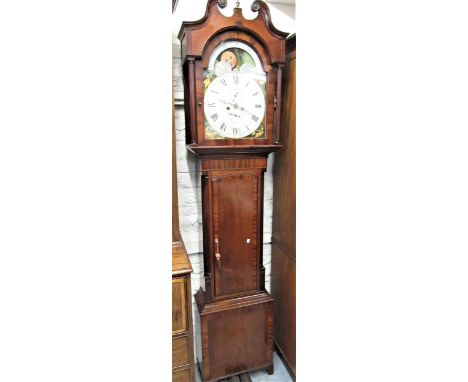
[195, 352, 294, 382]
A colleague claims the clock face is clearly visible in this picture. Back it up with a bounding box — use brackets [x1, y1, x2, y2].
[204, 72, 266, 139]
[203, 40, 267, 140]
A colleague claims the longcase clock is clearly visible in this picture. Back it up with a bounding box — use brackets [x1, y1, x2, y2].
[178, 1, 287, 380]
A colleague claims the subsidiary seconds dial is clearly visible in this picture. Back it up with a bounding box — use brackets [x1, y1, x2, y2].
[204, 72, 266, 139]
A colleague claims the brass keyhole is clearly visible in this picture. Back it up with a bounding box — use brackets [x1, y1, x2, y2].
[214, 238, 221, 267]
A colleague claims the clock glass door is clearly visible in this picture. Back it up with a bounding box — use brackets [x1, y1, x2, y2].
[203, 41, 267, 140]
[212, 170, 259, 298]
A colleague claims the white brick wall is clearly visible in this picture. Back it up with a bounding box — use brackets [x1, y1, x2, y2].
[173, 42, 274, 351]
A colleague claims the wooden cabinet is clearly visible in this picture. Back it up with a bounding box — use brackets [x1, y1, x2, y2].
[271, 33, 296, 377]
[172, 243, 195, 381]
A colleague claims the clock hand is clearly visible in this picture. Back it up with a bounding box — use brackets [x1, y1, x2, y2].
[226, 91, 239, 107]
[239, 105, 255, 116]
[232, 92, 239, 103]
[220, 99, 236, 107]
[220, 99, 242, 112]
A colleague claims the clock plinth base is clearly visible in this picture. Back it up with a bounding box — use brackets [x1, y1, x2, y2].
[194, 289, 274, 382]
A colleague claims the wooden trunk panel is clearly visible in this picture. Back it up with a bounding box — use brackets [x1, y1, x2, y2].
[212, 171, 259, 298]
[172, 335, 189, 368]
[172, 277, 187, 334]
[206, 306, 268, 377]
[198, 294, 273, 381]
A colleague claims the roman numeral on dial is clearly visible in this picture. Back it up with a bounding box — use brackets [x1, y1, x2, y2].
[203, 71, 266, 139]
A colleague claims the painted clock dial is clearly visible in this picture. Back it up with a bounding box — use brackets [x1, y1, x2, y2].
[203, 40, 267, 140]
[204, 72, 266, 139]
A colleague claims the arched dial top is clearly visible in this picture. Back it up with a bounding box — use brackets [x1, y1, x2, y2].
[178, 0, 288, 154]
[203, 40, 267, 140]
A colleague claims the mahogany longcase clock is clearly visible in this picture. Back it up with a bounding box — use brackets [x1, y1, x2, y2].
[178, 1, 287, 380]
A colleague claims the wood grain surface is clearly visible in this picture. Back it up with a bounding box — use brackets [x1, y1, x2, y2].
[270, 33, 296, 377]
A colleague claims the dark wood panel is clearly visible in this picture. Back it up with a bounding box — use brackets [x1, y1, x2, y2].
[272, 59, 296, 257]
[172, 277, 187, 334]
[172, 335, 189, 368]
[200, 162, 266, 302]
[201, 158, 267, 171]
[188, 144, 282, 157]
[270, 34, 296, 377]
[196, 291, 274, 381]
[271, 244, 295, 374]
[212, 171, 259, 297]
[206, 306, 269, 379]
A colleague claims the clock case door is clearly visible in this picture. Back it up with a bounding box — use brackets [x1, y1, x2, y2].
[179, 1, 288, 155]
[201, 158, 267, 302]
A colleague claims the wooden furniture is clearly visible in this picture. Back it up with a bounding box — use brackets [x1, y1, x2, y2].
[172, 82, 195, 379]
[271, 33, 296, 377]
[178, 1, 287, 381]
[172, 243, 195, 382]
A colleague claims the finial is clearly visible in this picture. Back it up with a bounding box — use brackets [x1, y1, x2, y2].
[217, 0, 227, 8]
[251, 1, 260, 12]
[236, 1, 240, 7]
